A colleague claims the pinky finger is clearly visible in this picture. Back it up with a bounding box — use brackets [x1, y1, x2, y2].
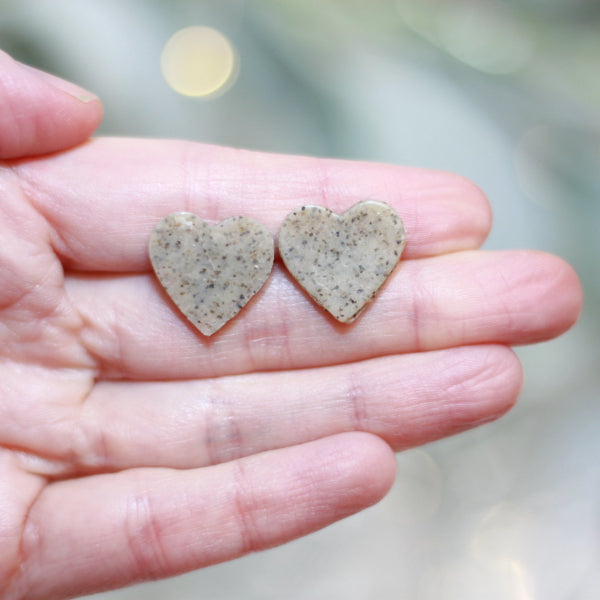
[11, 433, 395, 600]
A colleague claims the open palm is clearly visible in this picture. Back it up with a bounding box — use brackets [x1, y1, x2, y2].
[0, 53, 582, 600]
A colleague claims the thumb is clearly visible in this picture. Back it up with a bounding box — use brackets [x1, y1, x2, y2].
[0, 50, 103, 160]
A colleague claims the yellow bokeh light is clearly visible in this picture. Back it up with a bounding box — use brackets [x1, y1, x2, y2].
[160, 26, 238, 98]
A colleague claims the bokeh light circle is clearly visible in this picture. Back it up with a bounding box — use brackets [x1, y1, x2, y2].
[160, 26, 238, 98]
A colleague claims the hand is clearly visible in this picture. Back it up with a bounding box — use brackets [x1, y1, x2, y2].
[0, 51, 582, 600]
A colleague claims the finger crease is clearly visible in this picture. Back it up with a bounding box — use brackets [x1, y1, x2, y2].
[204, 382, 244, 466]
[124, 491, 171, 581]
[231, 461, 261, 555]
[410, 266, 423, 352]
[345, 367, 368, 432]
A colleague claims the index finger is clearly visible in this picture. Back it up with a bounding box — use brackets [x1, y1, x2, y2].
[12, 138, 491, 271]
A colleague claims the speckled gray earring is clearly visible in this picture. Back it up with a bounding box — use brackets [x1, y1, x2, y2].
[278, 200, 406, 323]
[149, 212, 274, 336]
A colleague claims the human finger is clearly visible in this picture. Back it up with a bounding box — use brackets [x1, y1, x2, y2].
[11, 345, 519, 477]
[0, 50, 102, 159]
[65, 250, 581, 380]
[11, 433, 395, 600]
[14, 137, 491, 267]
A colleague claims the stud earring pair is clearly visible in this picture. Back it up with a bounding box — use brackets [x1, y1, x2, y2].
[149, 200, 406, 336]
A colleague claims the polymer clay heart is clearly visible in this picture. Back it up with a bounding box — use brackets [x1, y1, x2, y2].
[278, 200, 406, 323]
[149, 212, 274, 336]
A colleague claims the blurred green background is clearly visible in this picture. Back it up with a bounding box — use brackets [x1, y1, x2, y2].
[1, 1, 598, 598]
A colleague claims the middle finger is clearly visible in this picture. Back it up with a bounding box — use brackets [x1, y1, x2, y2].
[66, 250, 579, 380]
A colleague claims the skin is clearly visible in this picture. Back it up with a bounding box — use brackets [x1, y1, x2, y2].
[0, 50, 583, 600]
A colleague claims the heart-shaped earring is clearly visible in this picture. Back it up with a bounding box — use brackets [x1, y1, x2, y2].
[149, 212, 274, 336]
[278, 200, 406, 323]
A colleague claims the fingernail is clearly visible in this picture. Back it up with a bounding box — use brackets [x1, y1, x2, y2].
[21, 63, 99, 103]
